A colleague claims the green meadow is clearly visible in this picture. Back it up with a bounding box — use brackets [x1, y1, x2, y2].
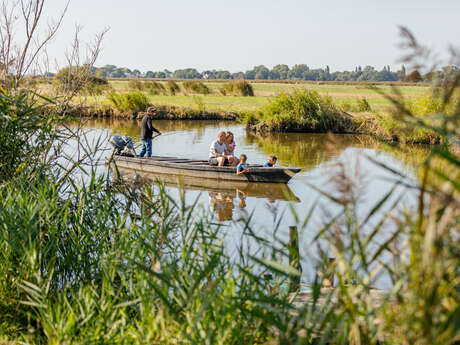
[82, 80, 430, 114]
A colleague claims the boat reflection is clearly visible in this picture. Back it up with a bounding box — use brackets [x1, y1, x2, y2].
[114, 167, 300, 201]
[113, 167, 300, 221]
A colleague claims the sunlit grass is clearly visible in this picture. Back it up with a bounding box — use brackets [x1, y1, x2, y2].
[98, 80, 430, 114]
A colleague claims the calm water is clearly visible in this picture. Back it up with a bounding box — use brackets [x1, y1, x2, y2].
[75, 118, 428, 288]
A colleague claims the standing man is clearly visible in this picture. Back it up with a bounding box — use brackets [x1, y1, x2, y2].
[139, 107, 161, 158]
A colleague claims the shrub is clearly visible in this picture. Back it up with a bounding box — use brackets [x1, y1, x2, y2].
[338, 100, 358, 112]
[166, 80, 181, 95]
[249, 90, 359, 132]
[183, 81, 210, 95]
[82, 80, 111, 96]
[0, 90, 61, 182]
[221, 80, 254, 96]
[106, 91, 150, 113]
[144, 81, 166, 95]
[128, 79, 144, 91]
[370, 95, 449, 144]
[356, 97, 372, 112]
[54, 66, 108, 93]
[234, 80, 254, 96]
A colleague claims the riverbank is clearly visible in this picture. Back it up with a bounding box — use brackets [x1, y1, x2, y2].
[67, 103, 238, 120]
[57, 79, 446, 144]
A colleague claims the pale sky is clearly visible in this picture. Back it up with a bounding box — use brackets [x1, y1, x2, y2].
[44, 0, 460, 73]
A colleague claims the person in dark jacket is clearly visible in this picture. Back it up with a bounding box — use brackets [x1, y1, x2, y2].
[139, 107, 162, 157]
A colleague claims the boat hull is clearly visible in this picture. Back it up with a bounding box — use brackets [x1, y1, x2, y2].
[111, 155, 301, 184]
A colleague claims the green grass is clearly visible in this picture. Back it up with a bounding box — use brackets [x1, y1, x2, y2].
[100, 80, 430, 113]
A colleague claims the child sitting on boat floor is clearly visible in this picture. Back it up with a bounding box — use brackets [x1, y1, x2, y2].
[264, 155, 277, 167]
[236, 154, 250, 175]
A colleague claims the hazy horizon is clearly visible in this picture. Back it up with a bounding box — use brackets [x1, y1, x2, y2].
[44, 0, 460, 73]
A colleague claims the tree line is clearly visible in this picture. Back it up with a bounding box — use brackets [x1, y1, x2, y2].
[86, 64, 458, 82]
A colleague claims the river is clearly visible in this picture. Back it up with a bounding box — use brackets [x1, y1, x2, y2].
[75, 118, 428, 288]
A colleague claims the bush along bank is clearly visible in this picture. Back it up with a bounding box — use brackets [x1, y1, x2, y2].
[361, 94, 455, 145]
[242, 90, 361, 133]
[241, 90, 447, 144]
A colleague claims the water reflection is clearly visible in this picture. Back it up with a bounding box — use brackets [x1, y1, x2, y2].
[209, 192, 236, 222]
[82, 117, 233, 143]
[114, 167, 300, 221]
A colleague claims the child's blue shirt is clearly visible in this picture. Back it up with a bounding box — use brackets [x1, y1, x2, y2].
[237, 163, 249, 172]
[264, 162, 273, 167]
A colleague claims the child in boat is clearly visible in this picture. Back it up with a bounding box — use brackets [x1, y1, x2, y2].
[225, 131, 239, 166]
[236, 154, 250, 175]
[264, 155, 277, 167]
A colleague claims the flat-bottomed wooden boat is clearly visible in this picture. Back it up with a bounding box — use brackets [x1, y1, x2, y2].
[111, 155, 301, 184]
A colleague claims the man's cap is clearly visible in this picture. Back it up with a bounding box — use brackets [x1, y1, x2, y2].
[147, 107, 157, 113]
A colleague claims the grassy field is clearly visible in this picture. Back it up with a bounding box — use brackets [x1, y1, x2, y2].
[83, 80, 430, 114]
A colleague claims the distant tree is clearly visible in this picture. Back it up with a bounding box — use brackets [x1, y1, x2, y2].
[253, 65, 270, 80]
[232, 72, 245, 79]
[271, 64, 289, 80]
[215, 70, 231, 79]
[202, 70, 215, 79]
[397, 65, 406, 80]
[288, 64, 309, 79]
[154, 71, 166, 78]
[145, 71, 155, 78]
[111, 68, 126, 78]
[244, 69, 255, 80]
[164, 69, 173, 78]
[173, 68, 202, 79]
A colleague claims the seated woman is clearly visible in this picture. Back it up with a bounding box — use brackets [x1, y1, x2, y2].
[225, 131, 239, 166]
